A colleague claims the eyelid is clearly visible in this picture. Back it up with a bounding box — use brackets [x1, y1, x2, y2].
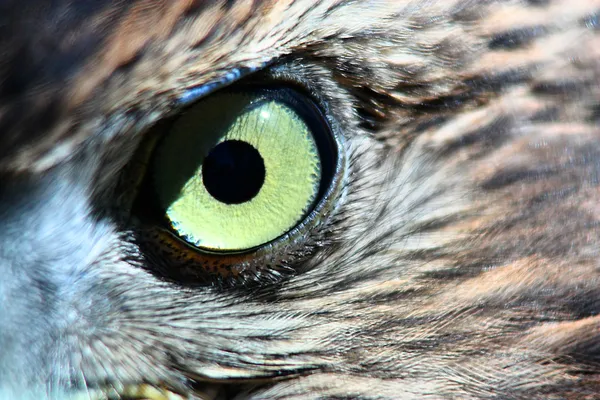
[177, 66, 264, 106]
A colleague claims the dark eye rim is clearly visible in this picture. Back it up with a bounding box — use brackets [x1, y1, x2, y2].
[131, 84, 346, 258]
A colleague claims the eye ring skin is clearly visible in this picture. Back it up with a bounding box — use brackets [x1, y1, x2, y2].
[129, 85, 347, 284]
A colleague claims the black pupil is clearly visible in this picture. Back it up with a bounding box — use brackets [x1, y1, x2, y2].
[202, 140, 266, 204]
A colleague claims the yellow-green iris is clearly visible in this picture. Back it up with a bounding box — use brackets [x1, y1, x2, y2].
[152, 91, 322, 251]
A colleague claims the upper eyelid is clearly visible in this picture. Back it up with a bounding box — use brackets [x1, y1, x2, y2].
[177, 66, 265, 107]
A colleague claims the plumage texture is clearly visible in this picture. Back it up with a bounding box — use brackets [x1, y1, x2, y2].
[1, 0, 600, 399]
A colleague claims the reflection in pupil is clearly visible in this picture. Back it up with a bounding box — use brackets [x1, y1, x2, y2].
[202, 140, 266, 204]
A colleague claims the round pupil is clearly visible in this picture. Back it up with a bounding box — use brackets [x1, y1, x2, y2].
[202, 140, 266, 204]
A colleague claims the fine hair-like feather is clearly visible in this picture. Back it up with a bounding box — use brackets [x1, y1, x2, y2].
[1, 1, 600, 399]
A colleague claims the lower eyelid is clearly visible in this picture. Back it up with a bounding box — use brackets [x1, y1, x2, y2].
[144, 228, 258, 280]
[135, 225, 310, 285]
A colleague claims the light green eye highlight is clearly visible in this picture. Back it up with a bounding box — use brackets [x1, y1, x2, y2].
[151, 91, 322, 251]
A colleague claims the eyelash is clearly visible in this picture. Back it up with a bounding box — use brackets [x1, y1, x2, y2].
[118, 79, 348, 287]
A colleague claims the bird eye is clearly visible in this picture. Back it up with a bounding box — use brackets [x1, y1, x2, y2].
[129, 86, 342, 282]
[150, 88, 331, 252]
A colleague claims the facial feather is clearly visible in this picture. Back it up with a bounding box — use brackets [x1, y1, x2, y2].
[1, 0, 600, 399]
